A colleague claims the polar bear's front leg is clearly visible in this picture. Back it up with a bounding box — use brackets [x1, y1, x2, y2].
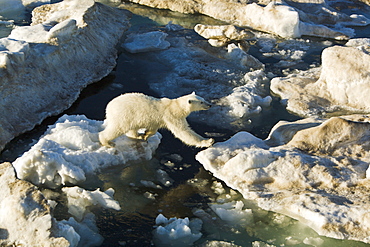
[165, 119, 214, 148]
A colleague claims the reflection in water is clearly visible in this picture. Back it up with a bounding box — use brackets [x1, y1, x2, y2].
[118, 2, 227, 29]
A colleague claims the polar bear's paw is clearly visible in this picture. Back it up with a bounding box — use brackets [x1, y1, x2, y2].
[102, 141, 116, 148]
[198, 138, 214, 148]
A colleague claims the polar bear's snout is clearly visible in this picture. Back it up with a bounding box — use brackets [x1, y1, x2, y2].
[204, 101, 212, 109]
[198, 100, 212, 110]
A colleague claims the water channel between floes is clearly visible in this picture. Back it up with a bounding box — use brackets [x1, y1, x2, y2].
[2, 2, 370, 247]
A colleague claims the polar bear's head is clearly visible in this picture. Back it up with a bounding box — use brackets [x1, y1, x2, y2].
[182, 92, 212, 112]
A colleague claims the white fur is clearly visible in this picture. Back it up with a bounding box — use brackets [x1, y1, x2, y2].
[99, 92, 214, 148]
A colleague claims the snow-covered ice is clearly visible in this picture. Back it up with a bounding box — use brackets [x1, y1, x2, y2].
[218, 70, 272, 118]
[153, 214, 203, 247]
[271, 41, 370, 116]
[58, 213, 103, 247]
[0, 111, 163, 245]
[0, 162, 72, 246]
[196, 115, 370, 244]
[194, 24, 255, 47]
[0, 0, 131, 152]
[62, 187, 121, 221]
[209, 200, 253, 226]
[125, 0, 370, 39]
[13, 115, 161, 188]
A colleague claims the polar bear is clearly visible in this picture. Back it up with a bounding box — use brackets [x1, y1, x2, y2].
[99, 92, 214, 148]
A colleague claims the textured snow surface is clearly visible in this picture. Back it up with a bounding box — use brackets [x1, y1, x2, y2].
[13, 115, 161, 188]
[197, 115, 370, 243]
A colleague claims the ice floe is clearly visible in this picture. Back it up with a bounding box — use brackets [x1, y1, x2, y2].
[271, 39, 370, 116]
[0, 0, 131, 152]
[13, 115, 161, 189]
[126, 0, 370, 39]
[0, 162, 73, 246]
[209, 200, 253, 226]
[194, 24, 255, 47]
[196, 115, 370, 244]
[153, 214, 203, 247]
[1, 112, 160, 246]
[62, 187, 121, 221]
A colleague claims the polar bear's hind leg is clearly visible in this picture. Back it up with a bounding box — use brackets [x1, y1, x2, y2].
[99, 125, 123, 147]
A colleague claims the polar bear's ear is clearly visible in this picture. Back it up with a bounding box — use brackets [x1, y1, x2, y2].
[191, 91, 196, 95]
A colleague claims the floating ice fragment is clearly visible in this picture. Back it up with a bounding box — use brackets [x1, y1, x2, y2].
[140, 180, 162, 189]
[13, 115, 161, 188]
[122, 31, 170, 53]
[200, 240, 242, 246]
[226, 43, 264, 69]
[156, 213, 169, 225]
[144, 191, 157, 200]
[271, 45, 370, 116]
[196, 116, 370, 243]
[218, 70, 271, 118]
[157, 169, 174, 187]
[210, 201, 253, 226]
[59, 213, 103, 247]
[62, 186, 121, 221]
[153, 214, 202, 247]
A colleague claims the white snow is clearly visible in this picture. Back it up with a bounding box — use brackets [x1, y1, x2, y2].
[13, 115, 161, 188]
[271, 44, 370, 116]
[346, 38, 370, 54]
[245, 2, 301, 38]
[346, 38, 370, 47]
[62, 187, 121, 221]
[225, 43, 264, 69]
[0, 0, 131, 152]
[58, 213, 104, 247]
[127, 0, 370, 39]
[209, 200, 253, 226]
[153, 214, 203, 247]
[194, 24, 255, 47]
[196, 116, 370, 243]
[0, 162, 72, 246]
[0, 38, 29, 67]
[219, 70, 272, 118]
